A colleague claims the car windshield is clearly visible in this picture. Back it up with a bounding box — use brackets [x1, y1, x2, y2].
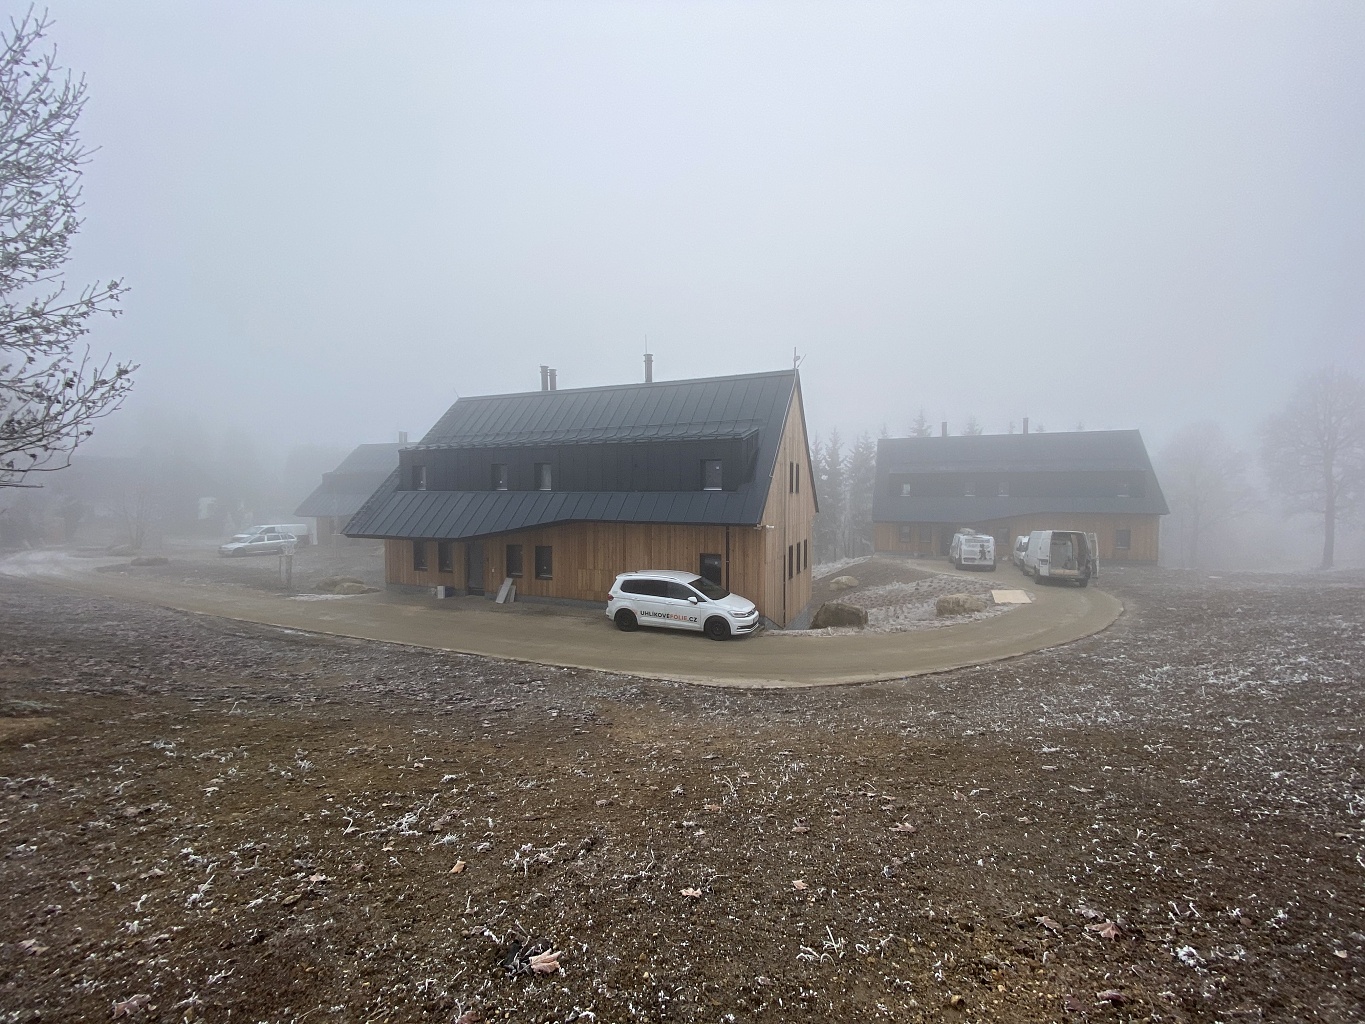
[689, 576, 729, 601]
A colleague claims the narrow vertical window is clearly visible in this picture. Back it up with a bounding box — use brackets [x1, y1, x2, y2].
[505, 544, 524, 577]
[535, 463, 552, 491]
[534, 545, 553, 579]
[492, 464, 508, 490]
[796, 463, 800, 493]
[787, 545, 794, 580]
[699, 553, 722, 586]
[412, 540, 427, 572]
[803, 539, 809, 570]
[414, 465, 427, 491]
[702, 460, 722, 491]
[437, 541, 453, 573]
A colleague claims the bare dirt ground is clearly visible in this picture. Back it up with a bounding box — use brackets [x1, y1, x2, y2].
[0, 566, 1362, 1022]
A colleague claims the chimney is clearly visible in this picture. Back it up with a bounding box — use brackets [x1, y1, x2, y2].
[1022, 417, 1029, 435]
[941, 421, 948, 437]
[398, 431, 408, 444]
[548, 368, 557, 391]
[539, 365, 549, 391]
[644, 352, 654, 383]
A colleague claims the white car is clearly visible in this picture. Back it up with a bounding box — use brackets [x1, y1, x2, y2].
[606, 570, 761, 641]
[1012, 536, 1029, 569]
[219, 532, 297, 557]
[949, 530, 996, 571]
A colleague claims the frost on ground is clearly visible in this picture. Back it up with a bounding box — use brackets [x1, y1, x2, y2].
[0, 567, 1362, 1023]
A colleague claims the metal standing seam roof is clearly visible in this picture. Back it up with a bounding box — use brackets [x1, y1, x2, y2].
[294, 443, 403, 519]
[346, 369, 803, 540]
[873, 430, 1169, 522]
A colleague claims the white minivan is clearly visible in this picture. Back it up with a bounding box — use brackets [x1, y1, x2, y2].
[949, 530, 996, 571]
[606, 570, 761, 641]
[1023, 530, 1099, 586]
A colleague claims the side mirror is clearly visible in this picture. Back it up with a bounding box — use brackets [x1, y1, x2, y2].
[687, 596, 698, 605]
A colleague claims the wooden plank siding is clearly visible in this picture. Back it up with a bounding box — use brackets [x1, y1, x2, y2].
[874, 513, 1161, 564]
[755, 386, 818, 625]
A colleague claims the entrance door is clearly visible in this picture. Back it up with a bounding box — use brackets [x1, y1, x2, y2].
[465, 541, 485, 595]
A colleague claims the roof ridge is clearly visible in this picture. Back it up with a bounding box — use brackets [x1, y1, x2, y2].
[454, 368, 796, 404]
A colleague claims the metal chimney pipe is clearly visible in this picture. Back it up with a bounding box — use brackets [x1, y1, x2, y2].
[644, 352, 653, 383]
[548, 368, 557, 391]
[539, 365, 549, 391]
[941, 421, 948, 437]
[1022, 416, 1029, 435]
[398, 431, 408, 444]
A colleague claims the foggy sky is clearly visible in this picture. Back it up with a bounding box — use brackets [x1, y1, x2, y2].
[46, 1, 1365, 462]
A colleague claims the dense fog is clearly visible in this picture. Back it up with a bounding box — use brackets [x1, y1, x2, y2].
[3, 2, 1364, 569]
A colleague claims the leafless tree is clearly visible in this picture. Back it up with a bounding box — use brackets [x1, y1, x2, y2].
[1159, 421, 1258, 568]
[1260, 366, 1365, 569]
[0, 7, 134, 488]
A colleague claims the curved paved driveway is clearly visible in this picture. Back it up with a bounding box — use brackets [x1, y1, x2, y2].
[1, 552, 1121, 688]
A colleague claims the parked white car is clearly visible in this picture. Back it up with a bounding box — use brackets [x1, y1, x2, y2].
[1022, 530, 1098, 586]
[1012, 535, 1030, 569]
[606, 570, 761, 641]
[219, 531, 297, 557]
[949, 530, 996, 571]
[244, 522, 311, 545]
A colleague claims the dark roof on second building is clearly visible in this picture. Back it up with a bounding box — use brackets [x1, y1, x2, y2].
[873, 429, 1168, 522]
[295, 443, 403, 520]
[347, 369, 804, 539]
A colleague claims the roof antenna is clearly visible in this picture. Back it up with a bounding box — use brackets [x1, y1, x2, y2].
[643, 336, 653, 383]
[792, 346, 804, 369]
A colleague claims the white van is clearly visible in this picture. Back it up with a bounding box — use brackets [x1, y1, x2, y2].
[1023, 530, 1098, 586]
[949, 529, 996, 571]
[245, 523, 311, 545]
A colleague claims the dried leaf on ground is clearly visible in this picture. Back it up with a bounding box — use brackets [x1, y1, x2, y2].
[528, 949, 561, 974]
[112, 994, 152, 1017]
[1035, 916, 1063, 934]
[681, 887, 702, 898]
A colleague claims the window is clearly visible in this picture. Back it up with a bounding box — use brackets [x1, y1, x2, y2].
[702, 459, 723, 491]
[899, 523, 913, 543]
[964, 479, 975, 497]
[534, 545, 553, 579]
[1117, 480, 1131, 498]
[505, 544, 523, 577]
[437, 541, 453, 573]
[699, 553, 723, 586]
[796, 463, 800, 493]
[787, 544, 794, 580]
[666, 582, 699, 602]
[412, 540, 427, 572]
[622, 578, 667, 597]
[414, 465, 427, 491]
[535, 463, 552, 491]
[998, 479, 1009, 497]
[491, 464, 508, 490]
[901, 483, 913, 497]
[1115, 528, 1131, 551]
[804, 539, 809, 569]
[797, 539, 804, 573]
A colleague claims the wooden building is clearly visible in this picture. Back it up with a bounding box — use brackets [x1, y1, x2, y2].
[345, 369, 817, 627]
[295, 443, 402, 545]
[872, 429, 1167, 564]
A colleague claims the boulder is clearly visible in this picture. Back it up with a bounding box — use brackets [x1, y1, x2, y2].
[107, 544, 138, 557]
[935, 593, 989, 617]
[828, 575, 860, 592]
[333, 582, 373, 596]
[315, 575, 367, 594]
[129, 556, 169, 567]
[811, 601, 869, 629]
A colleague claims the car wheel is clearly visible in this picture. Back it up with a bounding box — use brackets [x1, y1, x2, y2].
[704, 617, 731, 641]
[614, 609, 638, 632]
[1078, 576, 1090, 588]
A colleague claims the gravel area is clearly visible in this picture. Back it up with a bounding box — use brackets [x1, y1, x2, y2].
[0, 566, 1362, 1022]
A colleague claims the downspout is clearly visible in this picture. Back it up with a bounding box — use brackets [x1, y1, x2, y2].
[724, 526, 730, 591]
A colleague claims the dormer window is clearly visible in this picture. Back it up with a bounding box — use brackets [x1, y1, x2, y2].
[964, 479, 975, 498]
[536, 463, 552, 491]
[1117, 480, 1130, 498]
[702, 460, 722, 491]
[998, 479, 1009, 497]
[414, 465, 427, 491]
[900, 483, 913, 497]
[491, 464, 508, 490]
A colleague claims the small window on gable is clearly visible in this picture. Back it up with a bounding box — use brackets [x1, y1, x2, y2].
[964, 479, 975, 498]
[492, 464, 508, 490]
[702, 460, 722, 491]
[998, 479, 1009, 497]
[414, 465, 427, 491]
[535, 463, 552, 491]
[534, 545, 553, 579]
